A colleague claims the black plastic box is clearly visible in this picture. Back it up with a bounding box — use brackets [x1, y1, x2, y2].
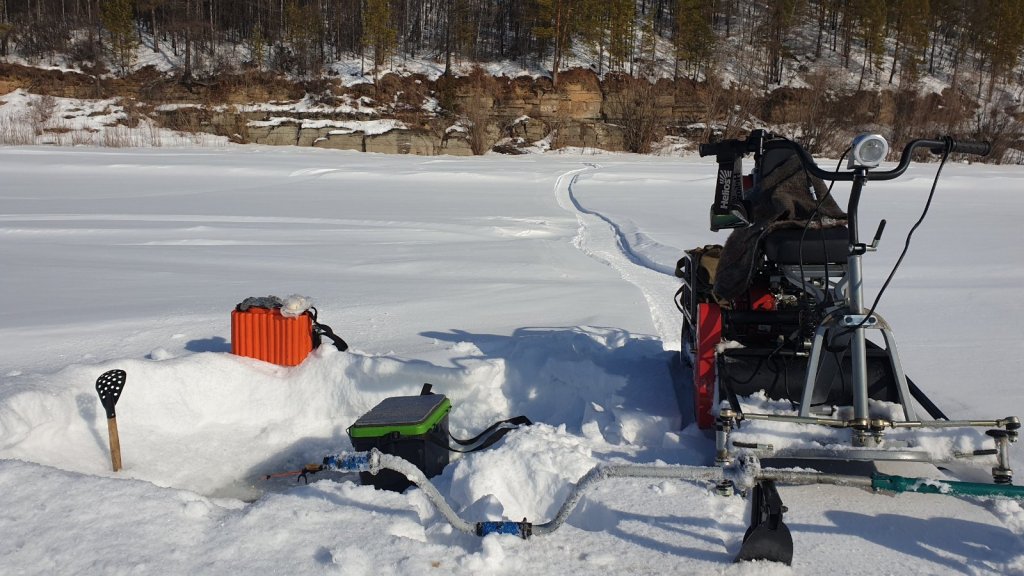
[347, 394, 452, 492]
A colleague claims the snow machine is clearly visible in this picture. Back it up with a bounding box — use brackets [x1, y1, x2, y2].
[674, 130, 1022, 562]
[675, 129, 1020, 467]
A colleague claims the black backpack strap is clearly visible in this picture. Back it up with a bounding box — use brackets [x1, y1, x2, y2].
[308, 307, 349, 352]
[417, 382, 530, 453]
[445, 416, 533, 453]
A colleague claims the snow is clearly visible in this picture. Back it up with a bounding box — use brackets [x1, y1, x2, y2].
[1, 138, 1024, 573]
[0, 89, 229, 148]
[248, 117, 408, 136]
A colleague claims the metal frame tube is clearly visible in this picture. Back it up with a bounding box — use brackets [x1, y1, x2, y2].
[846, 253, 871, 432]
[320, 450, 1024, 541]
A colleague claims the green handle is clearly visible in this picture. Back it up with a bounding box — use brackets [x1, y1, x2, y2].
[872, 473, 1024, 500]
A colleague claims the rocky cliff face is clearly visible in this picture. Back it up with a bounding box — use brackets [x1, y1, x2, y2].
[6, 62, 956, 156]
[148, 69, 713, 155]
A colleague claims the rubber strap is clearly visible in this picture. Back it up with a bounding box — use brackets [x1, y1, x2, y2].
[448, 416, 533, 452]
[418, 383, 530, 452]
[308, 307, 349, 352]
[313, 321, 349, 352]
[420, 416, 532, 454]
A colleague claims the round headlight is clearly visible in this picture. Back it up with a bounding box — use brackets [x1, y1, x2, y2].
[849, 134, 889, 168]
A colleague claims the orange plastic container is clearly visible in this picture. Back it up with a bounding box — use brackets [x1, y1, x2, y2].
[231, 307, 314, 366]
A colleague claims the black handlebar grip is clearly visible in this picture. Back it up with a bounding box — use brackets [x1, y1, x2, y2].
[948, 139, 991, 157]
[699, 139, 753, 158]
[698, 142, 719, 157]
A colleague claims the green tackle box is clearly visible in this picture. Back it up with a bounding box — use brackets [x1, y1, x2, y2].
[347, 393, 452, 492]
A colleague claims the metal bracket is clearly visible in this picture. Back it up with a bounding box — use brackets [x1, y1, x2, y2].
[842, 314, 878, 327]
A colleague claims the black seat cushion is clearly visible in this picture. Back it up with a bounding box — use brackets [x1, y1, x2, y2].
[763, 226, 849, 265]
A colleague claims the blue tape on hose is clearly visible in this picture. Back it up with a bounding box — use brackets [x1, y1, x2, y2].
[476, 521, 532, 538]
[324, 452, 371, 472]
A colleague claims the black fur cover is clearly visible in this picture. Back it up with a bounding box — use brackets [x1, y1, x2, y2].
[713, 154, 846, 301]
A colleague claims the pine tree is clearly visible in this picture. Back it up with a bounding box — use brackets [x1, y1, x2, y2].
[637, 5, 657, 76]
[761, 0, 801, 88]
[853, 0, 887, 89]
[606, 0, 633, 73]
[137, 0, 165, 53]
[449, 0, 477, 64]
[673, 0, 714, 81]
[0, 0, 10, 57]
[100, 0, 137, 76]
[533, 0, 586, 86]
[574, 0, 608, 73]
[888, 0, 930, 86]
[363, 0, 396, 79]
[983, 0, 1024, 101]
[284, 0, 324, 76]
[249, 23, 265, 71]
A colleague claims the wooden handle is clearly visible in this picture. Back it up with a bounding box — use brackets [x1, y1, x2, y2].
[107, 417, 122, 472]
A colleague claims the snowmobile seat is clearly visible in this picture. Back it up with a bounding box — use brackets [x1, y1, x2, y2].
[763, 226, 849, 265]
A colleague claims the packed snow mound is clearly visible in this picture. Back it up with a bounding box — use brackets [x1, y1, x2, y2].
[0, 326, 678, 502]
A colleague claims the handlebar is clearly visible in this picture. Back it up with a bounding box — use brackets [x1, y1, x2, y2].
[943, 138, 991, 156]
[698, 139, 758, 158]
[700, 133, 990, 182]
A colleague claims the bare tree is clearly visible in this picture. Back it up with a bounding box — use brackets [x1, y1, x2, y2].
[605, 77, 666, 153]
[794, 71, 846, 155]
[460, 69, 499, 155]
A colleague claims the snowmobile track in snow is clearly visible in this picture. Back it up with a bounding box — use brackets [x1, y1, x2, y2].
[553, 165, 683, 350]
